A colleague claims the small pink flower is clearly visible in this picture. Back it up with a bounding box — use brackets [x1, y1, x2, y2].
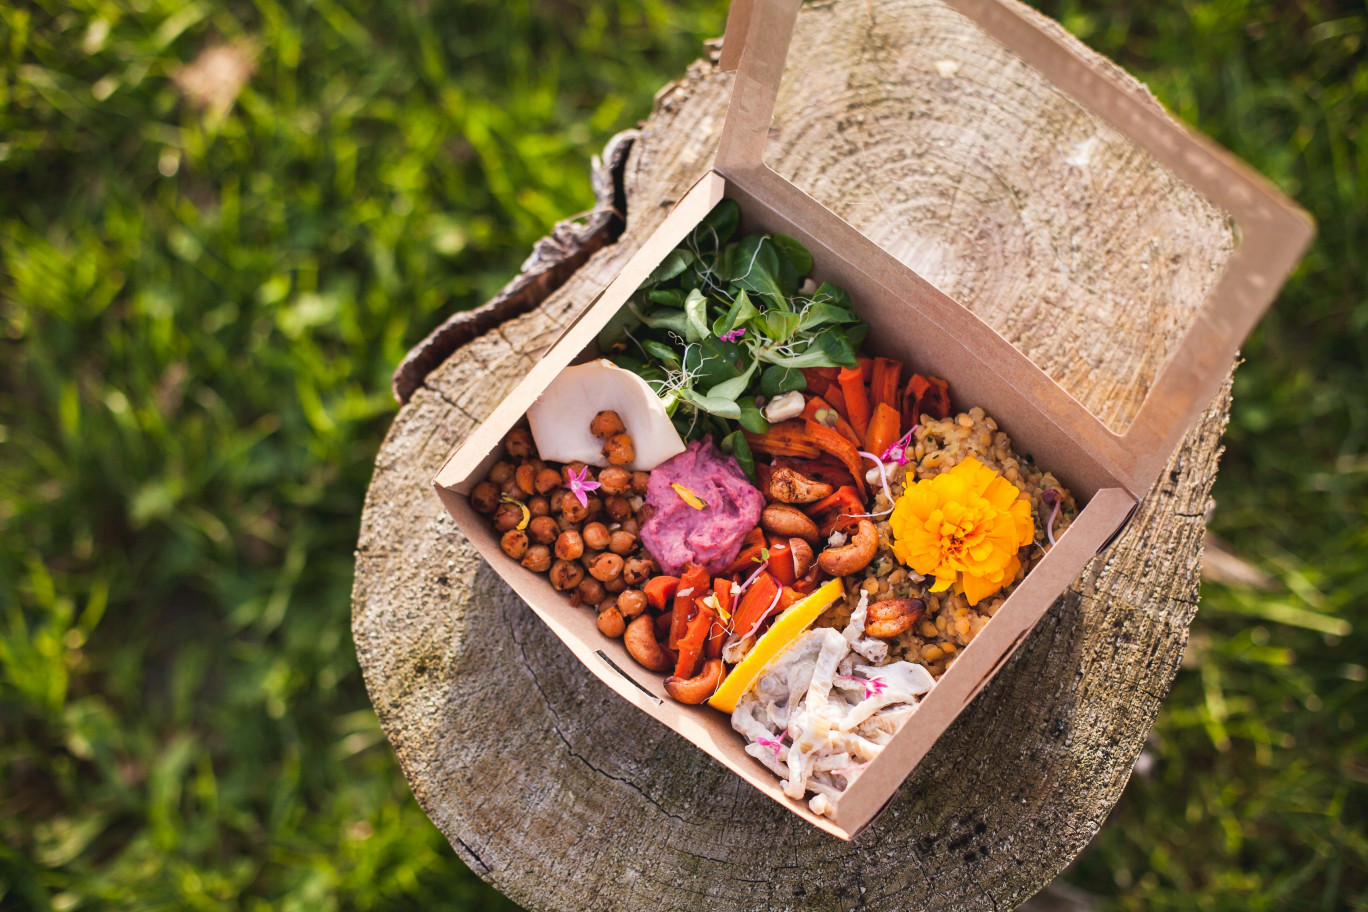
[837, 674, 887, 700]
[719, 327, 746, 343]
[756, 736, 785, 762]
[881, 427, 917, 466]
[563, 466, 601, 508]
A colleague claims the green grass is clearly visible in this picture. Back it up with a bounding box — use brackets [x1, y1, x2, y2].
[0, 0, 1362, 909]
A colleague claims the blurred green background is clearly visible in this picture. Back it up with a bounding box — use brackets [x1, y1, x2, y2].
[0, 0, 1362, 908]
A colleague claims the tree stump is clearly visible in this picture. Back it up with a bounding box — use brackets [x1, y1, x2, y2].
[352, 2, 1236, 909]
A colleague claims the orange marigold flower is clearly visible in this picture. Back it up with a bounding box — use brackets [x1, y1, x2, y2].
[889, 457, 1034, 606]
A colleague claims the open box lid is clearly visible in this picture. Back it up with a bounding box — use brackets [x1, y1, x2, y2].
[714, 0, 1313, 498]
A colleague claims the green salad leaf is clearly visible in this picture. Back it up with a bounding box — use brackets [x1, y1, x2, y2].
[610, 200, 868, 447]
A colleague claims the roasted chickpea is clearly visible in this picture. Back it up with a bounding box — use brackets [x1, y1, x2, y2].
[493, 501, 524, 533]
[527, 515, 559, 545]
[604, 574, 628, 594]
[520, 544, 552, 573]
[527, 496, 550, 517]
[631, 471, 650, 495]
[597, 603, 626, 638]
[575, 578, 607, 607]
[589, 410, 626, 439]
[588, 552, 624, 582]
[619, 516, 640, 536]
[562, 494, 594, 524]
[555, 530, 584, 561]
[549, 489, 565, 512]
[500, 529, 529, 560]
[608, 530, 637, 556]
[601, 433, 635, 466]
[504, 427, 535, 460]
[488, 461, 515, 485]
[500, 477, 522, 498]
[604, 494, 632, 523]
[582, 522, 611, 552]
[535, 467, 562, 495]
[622, 555, 656, 587]
[515, 463, 537, 496]
[470, 481, 501, 514]
[617, 589, 648, 619]
[549, 559, 584, 591]
[598, 466, 632, 495]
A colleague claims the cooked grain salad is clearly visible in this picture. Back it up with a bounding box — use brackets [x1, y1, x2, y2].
[815, 406, 1077, 678]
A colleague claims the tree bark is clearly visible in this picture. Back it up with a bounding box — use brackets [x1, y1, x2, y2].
[353, 2, 1234, 909]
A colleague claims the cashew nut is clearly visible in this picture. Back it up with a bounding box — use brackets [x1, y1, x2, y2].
[760, 504, 820, 542]
[788, 537, 815, 577]
[624, 615, 672, 672]
[664, 658, 725, 704]
[767, 467, 834, 504]
[817, 520, 879, 577]
[762, 390, 806, 423]
[864, 597, 926, 638]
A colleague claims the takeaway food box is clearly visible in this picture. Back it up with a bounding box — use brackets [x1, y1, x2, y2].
[432, 0, 1311, 838]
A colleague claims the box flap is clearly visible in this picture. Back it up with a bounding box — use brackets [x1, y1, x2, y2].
[715, 0, 1313, 496]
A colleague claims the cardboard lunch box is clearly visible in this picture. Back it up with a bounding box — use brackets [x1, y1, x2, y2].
[432, 0, 1312, 839]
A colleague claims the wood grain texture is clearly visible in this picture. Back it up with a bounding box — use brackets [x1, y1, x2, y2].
[353, 3, 1236, 909]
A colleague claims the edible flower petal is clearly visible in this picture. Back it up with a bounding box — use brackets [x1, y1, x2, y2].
[887, 457, 1034, 606]
[671, 483, 707, 510]
[837, 673, 887, 700]
[499, 495, 531, 531]
[719, 327, 747, 343]
[881, 427, 916, 466]
[563, 466, 601, 508]
[756, 735, 785, 762]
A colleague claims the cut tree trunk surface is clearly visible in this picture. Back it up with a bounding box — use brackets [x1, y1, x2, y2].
[352, 2, 1234, 909]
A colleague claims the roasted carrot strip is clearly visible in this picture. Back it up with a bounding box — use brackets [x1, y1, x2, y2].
[808, 485, 865, 537]
[800, 367, 837, 397]
[870, 357, 903, 410]
[837, 367, 871, 440]
[706, 578, 732, 659]
[777, 586, 803, 611]
[857, 357, 874, 385]
[670, 563, 709, 651]
[744, 419, 820, 459]
[865, 402, 902, 458]
[731, 571, 781, 638]
[805, 419, 867, 499]
[792, 565, 823, 596]
[801, 395, 861, 449]
[902, 373, 951, 430]
[674, 600, 717, 679]
[644, 575, 680, 613]
[766, 537, 797, 586]
[724, 526, 767, 574]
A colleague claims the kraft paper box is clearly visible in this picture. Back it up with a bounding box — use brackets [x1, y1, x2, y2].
[431, 0, 1311, 838]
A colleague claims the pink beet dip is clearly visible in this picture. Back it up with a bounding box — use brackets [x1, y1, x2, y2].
[639, 437, 765, 576]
